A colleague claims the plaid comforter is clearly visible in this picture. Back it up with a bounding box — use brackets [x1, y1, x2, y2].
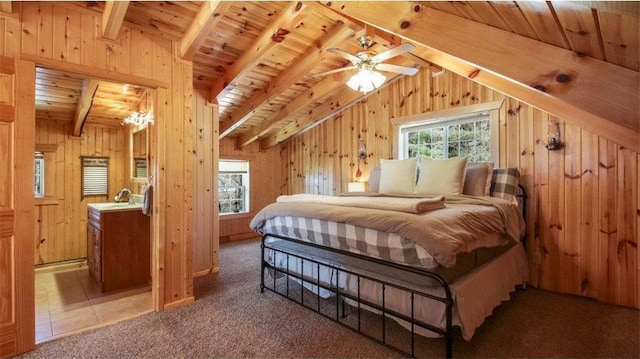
[251, 195, 524, 269]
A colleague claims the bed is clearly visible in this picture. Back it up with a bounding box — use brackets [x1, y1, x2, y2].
[250, 158, 528, 358]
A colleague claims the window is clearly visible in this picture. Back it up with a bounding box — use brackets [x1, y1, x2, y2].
[81, 156, 109, 198]
[34, 152, 44, 197]
[218, 160, 249, 214]
[398, 111, 496, 161]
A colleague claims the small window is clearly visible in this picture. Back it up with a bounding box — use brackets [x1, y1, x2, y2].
[399, 112, 496, 161]
[34, 152, 44, 197]
[81, 156, 109, 198]
[218, 160, 249, 214]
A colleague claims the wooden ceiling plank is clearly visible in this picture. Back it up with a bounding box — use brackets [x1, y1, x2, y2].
[101, 0, 129, 40]
[219, 21, 355, 138]
[0, 1, 11, 14]
[596, 11, 639, 71]
[466, 1, 514, 31]
[179, 1, 229, 61]
[567, 1, 640, 18]
[488, 1, 540, 39]
[517, 1, 571, 49]
[209, 1, 307, 103]
[322, 2, 639, 153]
[72, 79, 99, 137]
[238, 71, 351, 147]
[552, 1, 605, 60]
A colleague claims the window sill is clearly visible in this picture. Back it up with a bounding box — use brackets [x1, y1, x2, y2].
[219, 212, 252, 220]
[35, 197, 59, 206]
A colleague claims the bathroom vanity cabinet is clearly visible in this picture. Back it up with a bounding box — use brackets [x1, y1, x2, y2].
[87, 204, 150, 292]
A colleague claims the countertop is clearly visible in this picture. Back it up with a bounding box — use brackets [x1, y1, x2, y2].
[87, 202, 143, 213]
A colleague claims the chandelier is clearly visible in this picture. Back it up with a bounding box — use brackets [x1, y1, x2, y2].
[123, 111, 154, 126]
[346, 69, 386, 93]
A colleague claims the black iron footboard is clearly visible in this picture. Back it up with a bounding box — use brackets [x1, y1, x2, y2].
[260, 233, 454, 358]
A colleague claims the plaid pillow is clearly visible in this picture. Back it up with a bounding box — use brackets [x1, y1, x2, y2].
[490, 168, 519, 202]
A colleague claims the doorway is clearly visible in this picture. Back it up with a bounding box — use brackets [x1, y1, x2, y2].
[32, 66, 154, 343]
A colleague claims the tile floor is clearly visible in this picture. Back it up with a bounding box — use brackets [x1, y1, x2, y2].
[35, 266, 152, 343]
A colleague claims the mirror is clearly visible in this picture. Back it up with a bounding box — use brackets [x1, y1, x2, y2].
[132, 128, 148, 178]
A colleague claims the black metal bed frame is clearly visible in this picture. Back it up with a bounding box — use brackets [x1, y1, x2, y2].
[261, 233, 454, 357]
[259, 185, 528, 358]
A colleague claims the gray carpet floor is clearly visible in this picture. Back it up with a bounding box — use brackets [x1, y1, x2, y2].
[20, 238, 640, 358]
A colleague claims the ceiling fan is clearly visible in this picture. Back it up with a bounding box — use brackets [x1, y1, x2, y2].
[313, 35, 419, 92]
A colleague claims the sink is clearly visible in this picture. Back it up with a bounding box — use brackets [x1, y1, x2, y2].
[88, 202, 143, 212]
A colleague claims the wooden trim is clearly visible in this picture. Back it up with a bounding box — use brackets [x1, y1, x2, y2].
[162, 296, 195, 311]
[391, 100, 504, 126]
[323, 2, 640, 153]
[179, 1, 228, 61]
[193, 267, 220, 277]
[568, 1, 640, 17]
[15, 58, 36, 355]
[34, 143, 57, 152]
[34, 197, 59, 206]
[19, 54, 169, 89]
[101, 1, 129, 40]
[208, 1, 307, 102]
[72, 79, 100, 137]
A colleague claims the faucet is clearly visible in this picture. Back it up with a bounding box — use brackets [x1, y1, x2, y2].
[114, 188, 132, 203]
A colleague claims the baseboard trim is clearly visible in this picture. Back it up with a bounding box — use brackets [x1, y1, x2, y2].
[193, 267, 220, 277]
[163, 296, 195, 311]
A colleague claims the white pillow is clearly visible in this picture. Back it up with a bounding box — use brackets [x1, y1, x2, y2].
[415, 156, 468, 195]
[463, 162, 494, 196]
[378, 158, 418, 194]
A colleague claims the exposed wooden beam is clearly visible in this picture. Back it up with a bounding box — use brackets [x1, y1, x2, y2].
[102, 1, 129, 40]
[323, 2, 640, 153]
[0, 1, 11, 14]
[20, 54, 169, 89]
[179, 1, 229, 61]
[238, 71, 351, 147]
[72, 79, 100, 137]
[209, 1, 307, 103]
[260, 74, 404, 149]
[219, 21, 355, 138]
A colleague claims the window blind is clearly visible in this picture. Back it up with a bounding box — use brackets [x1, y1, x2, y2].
[82, 157, 108, 198]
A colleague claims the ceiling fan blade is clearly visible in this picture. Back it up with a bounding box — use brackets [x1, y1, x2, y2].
[309, 65, 358, 78]
[375, 63, 419, 76]
[327, 48, 361, 65]
[371, 42, 416, 63]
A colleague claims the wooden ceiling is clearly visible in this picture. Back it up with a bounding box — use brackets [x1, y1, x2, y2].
[37, 1, 639, 151]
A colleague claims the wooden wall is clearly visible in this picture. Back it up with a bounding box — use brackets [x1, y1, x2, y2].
[219, 137, 282, 243]
[192, 88, 219, 276]
[281, 68, 639, 309]
[1, 2, 202, 312]
[34, 120, 126, 265]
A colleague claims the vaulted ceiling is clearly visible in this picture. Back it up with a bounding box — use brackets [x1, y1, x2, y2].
[33, 1, 639, 152]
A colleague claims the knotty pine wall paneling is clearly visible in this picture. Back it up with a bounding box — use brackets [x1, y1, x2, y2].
[2, 2, 197, 313]
[281, 68, 639, 308]
[192, 88, 218, 276]
[34, 121, 126, 265]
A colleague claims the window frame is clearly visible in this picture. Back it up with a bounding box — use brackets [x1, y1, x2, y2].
[218, 159, 250, 216]
[392, 101, 503, 163]
[81, 156, 110, 199]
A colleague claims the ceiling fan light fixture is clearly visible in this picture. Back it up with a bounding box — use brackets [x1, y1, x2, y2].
[346, 69, 386, 93]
